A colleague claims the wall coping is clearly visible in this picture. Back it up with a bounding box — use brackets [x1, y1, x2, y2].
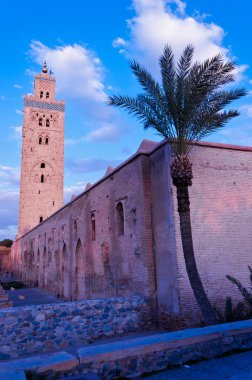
[1, 318, 252, 378]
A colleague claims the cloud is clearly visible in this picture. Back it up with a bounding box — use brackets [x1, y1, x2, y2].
[113, 0, 247, 80]
[29, 40, 106, 103]
[0, 96, 6, 101]
[28, 40, 128, 138]
[15, 109, 23, 115]
[112, 37, 128, 54]
[0, 226, 18, 241]
[14, 84, 23, 89]
[83, 123, 122, 142]
[0, 165, 20, 188]
[66, 122, 128, 145]
[0, 190, 19, 240]
[9, 126, 22, 142]
[64, 181, 88, 203]
[66, 157, 122, 174]
[239, 104, 252, 118]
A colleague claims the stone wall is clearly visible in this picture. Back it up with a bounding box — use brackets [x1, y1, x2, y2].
[0, 296, 155, 360]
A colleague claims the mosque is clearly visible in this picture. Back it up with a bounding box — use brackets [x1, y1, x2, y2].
[11, 63, 252, 324]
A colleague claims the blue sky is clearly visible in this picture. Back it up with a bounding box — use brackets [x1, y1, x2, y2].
[1, 0, 252, 240]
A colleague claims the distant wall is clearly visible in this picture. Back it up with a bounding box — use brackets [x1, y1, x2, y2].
[0, 296, 155, 360]
[11, 154, 156, 305]
[0, 247, 12, 272]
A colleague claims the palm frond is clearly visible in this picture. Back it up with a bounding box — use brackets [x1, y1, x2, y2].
[107, 43, 247, 157]
[227, 273, 252, 308]
[130, 60, 163, 101]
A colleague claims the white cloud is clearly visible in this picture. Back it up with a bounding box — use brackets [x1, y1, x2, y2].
[0, 165, 20, 188]
[28, 40, 128, 137]
[167, 0, 186, 15]
[0, 225, 18, 241]
[14, 84, 23, 89]
[114, 0, 247, 80]
[0, 190, 19, 240]
[239, 104, 252, 118]
[112, 37, 128, 48]
[9, 126, 22, 142]
[64, 181, 87, 203]
[15, 109, 23, 115]
[29, 40, 106, 103]
[83, 123, 121, 142]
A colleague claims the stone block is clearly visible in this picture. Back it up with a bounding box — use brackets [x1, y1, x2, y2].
[0, 351, 78, 374]
[0, 369, 26, 380]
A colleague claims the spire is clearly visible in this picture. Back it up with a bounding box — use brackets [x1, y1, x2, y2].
[42, 61, 48, 74]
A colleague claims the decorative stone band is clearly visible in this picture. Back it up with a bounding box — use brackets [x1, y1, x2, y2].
[24, 99, 65, 112]
[34, 75, 56, 82]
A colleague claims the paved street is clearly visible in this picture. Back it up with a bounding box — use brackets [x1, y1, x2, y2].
[6, 287, 60, 307]
[145, 350, 252, 380]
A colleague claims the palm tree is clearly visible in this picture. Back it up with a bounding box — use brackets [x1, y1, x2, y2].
[108, 45, 247, 325]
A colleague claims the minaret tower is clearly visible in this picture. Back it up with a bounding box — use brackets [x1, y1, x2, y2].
[18, 62, 65, 237]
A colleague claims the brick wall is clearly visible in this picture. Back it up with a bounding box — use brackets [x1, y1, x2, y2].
[12, 155, 156, 304]
[172, 144, 252, 323]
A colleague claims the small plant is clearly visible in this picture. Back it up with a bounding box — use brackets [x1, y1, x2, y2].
[227, 266, 252, 307]
[216, 296, 246, 323]
[0, 239, 13, 247]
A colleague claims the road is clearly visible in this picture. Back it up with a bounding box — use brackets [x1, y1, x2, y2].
[145, 350, 252, 380]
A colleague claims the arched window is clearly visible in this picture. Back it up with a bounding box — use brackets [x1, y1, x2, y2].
[39, 118, 43, 126]
[46, 119, 50, 127]
[40, 163, 45, 168]
[41, 174, 44, 183]
[91, 213, 95, 241]
[73, 220, 77, 240]
[40, 91, 43, 99]
[39, 216, 43, 223]
[39, 137, 42, 144]
[46, 92, 49, 99]
[45, 137, 49, 145]
[116, 202, 124, 236]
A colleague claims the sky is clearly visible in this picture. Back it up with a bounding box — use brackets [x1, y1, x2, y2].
[1, 0, 252, 240]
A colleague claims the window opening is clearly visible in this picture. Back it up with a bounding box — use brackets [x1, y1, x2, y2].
[39, 118, 42, 126]
[40, 163, 45, 168]
[46, 119, 50, 127]
[116, 202, 124, 236]
[40, 91, 43, 98]
[39, 137, 42, 144]
[45, 137, 48, 145]
[40, 216, 43, 223]
[73, 220, 77, 240]
[91, 213, 96, 241]
[41, 174, 44, 183]
[46, 92, 49, 99]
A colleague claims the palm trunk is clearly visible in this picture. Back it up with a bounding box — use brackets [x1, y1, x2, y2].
[171, 156, 217, 325]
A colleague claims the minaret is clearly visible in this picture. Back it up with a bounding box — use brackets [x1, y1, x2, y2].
[18, 62, 65, 237]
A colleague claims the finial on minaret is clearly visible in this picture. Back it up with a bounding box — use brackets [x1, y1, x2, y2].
[42, 61, 48, 73]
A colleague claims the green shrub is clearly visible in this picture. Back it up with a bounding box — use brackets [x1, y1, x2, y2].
[227, 266, 252, 307]
[0, 239, 13, 247]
